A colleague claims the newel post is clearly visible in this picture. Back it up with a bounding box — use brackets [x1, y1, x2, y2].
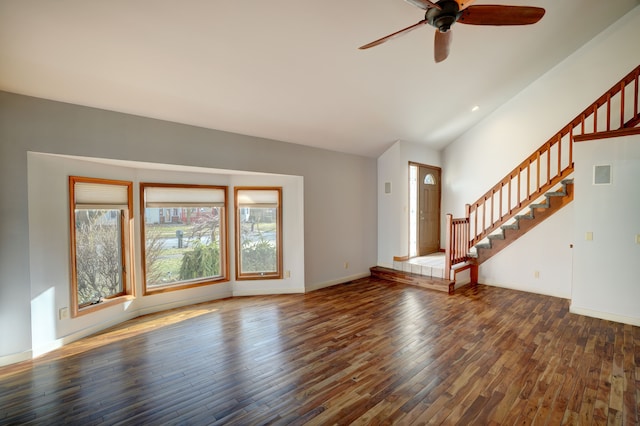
[445, 213, 453, 279]
[465, 204, 471, 251]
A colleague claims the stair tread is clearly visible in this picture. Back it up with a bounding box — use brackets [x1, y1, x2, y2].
[516, 214, 534, 220]
[501, 224, 519, 230]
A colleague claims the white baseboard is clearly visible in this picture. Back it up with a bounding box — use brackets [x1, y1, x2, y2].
[306, 272, 370, 292]
[31, 312, 139, 358]
[478, 277, 571, 300]
[569, 305, 640, 327]
[30, 291, 235, 360]
[0, 349, 33, 367]
[135, 290, 233, 317]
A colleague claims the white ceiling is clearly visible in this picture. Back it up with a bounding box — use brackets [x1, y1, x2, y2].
[1, 0, 638, 157]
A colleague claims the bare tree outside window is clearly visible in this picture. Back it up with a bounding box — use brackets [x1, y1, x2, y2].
[69, 176, 133, 316]
[74, 209, 124, 305]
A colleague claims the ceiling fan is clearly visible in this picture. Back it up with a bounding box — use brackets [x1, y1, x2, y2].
[359, 0, 545, 63]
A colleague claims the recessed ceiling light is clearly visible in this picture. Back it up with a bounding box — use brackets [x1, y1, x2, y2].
[471, 105, 480, 112]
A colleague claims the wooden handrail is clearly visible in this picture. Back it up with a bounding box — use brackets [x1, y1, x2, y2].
[573, 126, 640, 142]
[445, 65, 640, 273]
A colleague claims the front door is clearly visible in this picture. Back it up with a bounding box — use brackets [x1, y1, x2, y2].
[417, 165, 441, 256]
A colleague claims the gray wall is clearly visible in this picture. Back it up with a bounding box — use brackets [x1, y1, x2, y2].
[0, 91, 377, 362]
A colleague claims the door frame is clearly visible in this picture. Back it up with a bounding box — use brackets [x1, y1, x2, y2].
[408, 161, 442, 258]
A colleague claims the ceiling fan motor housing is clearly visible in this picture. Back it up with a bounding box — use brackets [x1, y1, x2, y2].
[426, 0, 460, 32]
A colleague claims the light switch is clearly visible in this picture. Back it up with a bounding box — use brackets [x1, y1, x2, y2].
[585, 232, 593, 241]
[384, 182, 392, 194]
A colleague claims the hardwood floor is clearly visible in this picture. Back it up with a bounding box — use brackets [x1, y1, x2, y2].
[1, 278, 638, 425]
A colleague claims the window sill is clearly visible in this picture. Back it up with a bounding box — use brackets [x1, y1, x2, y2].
[143, 277, 229, 296]
[236, 273, 283, 281]
[74, 295, 135, 318]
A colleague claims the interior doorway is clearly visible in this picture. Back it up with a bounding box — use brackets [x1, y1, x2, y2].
[409, 163, 441, 257]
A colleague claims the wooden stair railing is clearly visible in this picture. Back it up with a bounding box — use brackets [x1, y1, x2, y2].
[446, 64, 640, 274]
[444, 215, 469, 276]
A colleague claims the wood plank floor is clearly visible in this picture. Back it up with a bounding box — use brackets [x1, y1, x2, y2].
[1, 277, 638, 425]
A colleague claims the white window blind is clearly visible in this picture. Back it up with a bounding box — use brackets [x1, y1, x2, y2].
[74, 182, 129, 209]
[145, 186, 225, 207]
[237, 189, 279, 207]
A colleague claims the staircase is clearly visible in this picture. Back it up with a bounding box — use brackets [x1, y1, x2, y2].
[445, 65, 640, 281]
[472, 178, 573, 264]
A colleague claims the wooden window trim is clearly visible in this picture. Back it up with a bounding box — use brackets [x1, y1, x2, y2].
[69, 176, 135, 318]
[140, 183, 229, 295]
[235, 186, 283, 281]
[74, 295, 136, 317]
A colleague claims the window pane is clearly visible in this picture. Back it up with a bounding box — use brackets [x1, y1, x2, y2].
[144, 206, 223, 287]
[239, 206, 278, 274]
[74, 209, 123, 306]
[424, 174, 436, 185]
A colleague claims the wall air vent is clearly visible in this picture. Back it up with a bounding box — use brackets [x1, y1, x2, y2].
[593, 165, 611, 185]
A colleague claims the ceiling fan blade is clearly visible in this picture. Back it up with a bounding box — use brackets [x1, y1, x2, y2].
[359, 20, 428, 50]
[455, 0, 476, 11]
[404, 0, 442, 10]
[458, 5, 545, 26]
[434, 30, 452, 63]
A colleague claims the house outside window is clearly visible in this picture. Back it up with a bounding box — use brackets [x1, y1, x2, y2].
[235, 187, 282, 280]
[141, 183, 228, 294]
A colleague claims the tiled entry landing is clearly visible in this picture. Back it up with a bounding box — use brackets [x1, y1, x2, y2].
[393, 253, 446, 279]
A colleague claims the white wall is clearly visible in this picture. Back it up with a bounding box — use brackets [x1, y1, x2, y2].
[441, 6, 640, 297]
[571, 134, 640, 326]
[443, 6, 640, 218]
[479, 205, 573, 299]
[0, 92, 377, 365]
[377, 141, 402, 268]
[377, 140, 441, 267]
[229, 173, 305, 296]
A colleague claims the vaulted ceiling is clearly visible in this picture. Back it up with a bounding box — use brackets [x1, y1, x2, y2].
[1, 0, 638, 157]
